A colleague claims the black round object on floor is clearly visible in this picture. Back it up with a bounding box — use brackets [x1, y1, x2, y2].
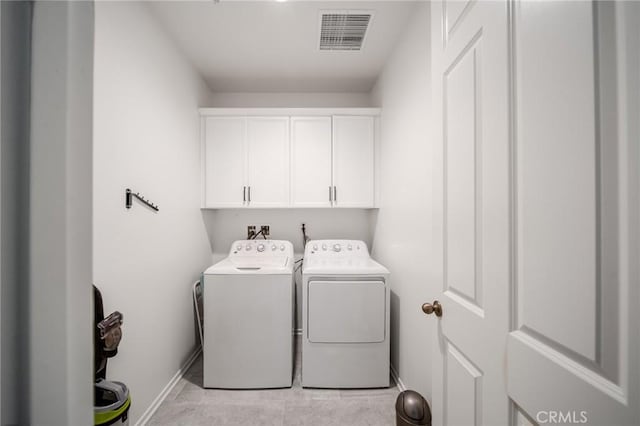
[396, 390, 432, 425]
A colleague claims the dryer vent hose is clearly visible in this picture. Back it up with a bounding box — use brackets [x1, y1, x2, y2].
[302, 223, 310, 249]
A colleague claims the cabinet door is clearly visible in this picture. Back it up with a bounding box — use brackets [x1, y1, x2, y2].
[246, 117, 290, 207]
[204, 117, 246, 207]
[290, 117, 332, 207]
[332, 116, 375, 207]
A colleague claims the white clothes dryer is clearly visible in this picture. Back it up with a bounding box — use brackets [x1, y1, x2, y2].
[302, 240, 390, 388]
[202, 240, 294, 389]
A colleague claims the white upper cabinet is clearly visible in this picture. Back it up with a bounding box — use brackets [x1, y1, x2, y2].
[290, 117, 332, 207]
[203, 117, 245, 207]
[202, 116, 290, 208]
[201, 109, 378, 208]
[332, 116, 375, 208]
[246, 117, 290, 207]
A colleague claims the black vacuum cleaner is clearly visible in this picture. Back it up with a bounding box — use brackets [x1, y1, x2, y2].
[94, 285, 131, 426]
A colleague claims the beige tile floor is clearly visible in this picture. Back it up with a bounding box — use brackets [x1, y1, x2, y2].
[149, 338, 399, 426]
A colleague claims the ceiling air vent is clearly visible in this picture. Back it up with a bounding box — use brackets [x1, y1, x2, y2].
[319, 11, 373, 51]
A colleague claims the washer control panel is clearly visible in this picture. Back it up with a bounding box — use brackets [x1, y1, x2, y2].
[230, 240, 293, 258]
[305, 240, 369, 258]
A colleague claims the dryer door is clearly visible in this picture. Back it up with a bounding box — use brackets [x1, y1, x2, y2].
[308, 280, 385, 343]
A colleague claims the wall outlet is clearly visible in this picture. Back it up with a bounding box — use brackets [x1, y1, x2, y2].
[247, 225, 256, 239]
[260, 225, 270, 238]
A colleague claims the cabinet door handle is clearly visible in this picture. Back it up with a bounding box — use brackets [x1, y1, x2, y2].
[248, 186, 251, 203]
[243, 186, 246, 203]
[329, 186, 333, 203]
[333, 186, 337, 203]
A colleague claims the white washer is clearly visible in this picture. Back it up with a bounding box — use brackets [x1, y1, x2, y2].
[202, 239, 294, 389]
[302, 240, 390, 388]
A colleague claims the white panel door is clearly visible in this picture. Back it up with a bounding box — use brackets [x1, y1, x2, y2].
[431, 1, 640, 425]
[507, 2, 639, 425]
[290, 117, 332, 207]
[246, 117, 290, 207]
[204, 117, 245, 207]
[332, 116, 375, 208]
[430, 1, 511, 425]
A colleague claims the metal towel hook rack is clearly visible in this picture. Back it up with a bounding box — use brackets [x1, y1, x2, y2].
[126, 188, 159, 212]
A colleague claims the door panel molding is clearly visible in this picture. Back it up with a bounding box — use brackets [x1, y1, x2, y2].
[444, 339, 484, 426]
[443, 28, 484, 313]
[444, 0, 476, 45]
[444, 290, 484, 319]
[509, 331, 626, 404]
[511, 0, 599, 363]
[508, 331, 631, 425]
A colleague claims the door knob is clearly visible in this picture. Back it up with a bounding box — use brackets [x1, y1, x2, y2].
[422, 300, 443, 317]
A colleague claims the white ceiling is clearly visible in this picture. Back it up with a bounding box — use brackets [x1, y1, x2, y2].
[147, 1, 421, 93]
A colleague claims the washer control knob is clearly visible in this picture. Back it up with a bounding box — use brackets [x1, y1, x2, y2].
[236, 244, 242, 251]
[313, 244, 318, 251]
[347, 244, 353, 251]
[280, 244, 285, 251]
[245, 244, 252, 251]
[271, 244, 277, 251]
[333, 244, 341, 252]
[257, 244, 265, 252]
[322, 244, 327, 251]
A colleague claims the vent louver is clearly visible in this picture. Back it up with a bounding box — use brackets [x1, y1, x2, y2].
[319, 12, 372, 51]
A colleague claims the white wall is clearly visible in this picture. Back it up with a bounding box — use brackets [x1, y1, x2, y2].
[204, 208, 373, 329]
[93, 2, 212, 423]
[369, 2, 433, 400]
[208, 92, 372, 108]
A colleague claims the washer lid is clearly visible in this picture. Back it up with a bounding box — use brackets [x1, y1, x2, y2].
[204, 256, 293, 275]
[302, 257, 389, 276]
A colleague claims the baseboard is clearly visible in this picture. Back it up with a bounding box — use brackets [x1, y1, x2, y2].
[390, 363, 407, 392]
[135, 346, 202, 426]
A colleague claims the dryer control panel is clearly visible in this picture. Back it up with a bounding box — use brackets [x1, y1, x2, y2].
[230, 239, 293, 258]
[304, 240, 369, 258]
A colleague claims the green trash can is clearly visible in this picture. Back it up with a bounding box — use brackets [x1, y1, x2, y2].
[95, 379, 131, 426]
